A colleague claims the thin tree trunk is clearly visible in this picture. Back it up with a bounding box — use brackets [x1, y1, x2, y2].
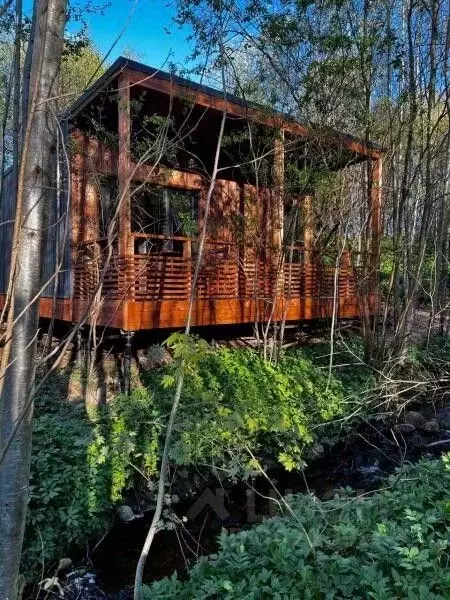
[133, 50, 229, 598]
[12, 0, 22, 190]
[388, 0, 419, 359]
[0, 1, 67, 597]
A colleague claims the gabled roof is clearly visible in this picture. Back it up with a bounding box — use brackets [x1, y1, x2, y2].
[65, 56, 384, 158]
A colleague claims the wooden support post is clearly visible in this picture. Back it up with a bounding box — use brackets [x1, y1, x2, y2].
[122, 330, 134, 396]
[77, 325, 86, 371]
[118, 72, 132, 257]
[272, 130, 285, 298]
[303, 195, 314, 255]
[242, 184, 259, 299]
[118, 73, 132, 328]
[302, 194, 314, 295]
[273, 130, 285, 250]
[70, 130, 90, 250]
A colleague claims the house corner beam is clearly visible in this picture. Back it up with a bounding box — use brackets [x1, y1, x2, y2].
[273, 129, 285, 251]
[272, 129, 285, 298]
[118, 72, 132, 257]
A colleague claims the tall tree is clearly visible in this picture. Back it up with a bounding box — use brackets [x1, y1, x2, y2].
[0, 0, 68, 597]
[59, 40, 104, 109]
[177, 0, 450, 365]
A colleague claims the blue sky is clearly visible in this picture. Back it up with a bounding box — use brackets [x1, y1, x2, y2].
[70, 0, 194, 68]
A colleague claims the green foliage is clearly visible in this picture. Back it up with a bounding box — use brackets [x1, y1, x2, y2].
[406, 335, 450, 381]
[106, 387, 161, 499]
[285, 163, 336, 196]
[23, 340, 363, 580]
[59, 42, 105, 106]
[379, 236, 395, 296]
[142, 339, 347, 473]
[23, 381, 160, 579]
[23, 392, 114, 579]
[146, 455, 450, 599]
[299, 337, 376, 402]
[378, 237, 450, 303]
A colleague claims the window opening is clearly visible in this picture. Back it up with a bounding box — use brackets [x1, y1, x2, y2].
[283, 197, 303, 263]
[131, 186, 198, 254]
[97, 177, 117, 238]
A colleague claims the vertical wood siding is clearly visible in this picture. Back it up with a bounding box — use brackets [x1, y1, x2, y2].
[0, 123, 72, 298]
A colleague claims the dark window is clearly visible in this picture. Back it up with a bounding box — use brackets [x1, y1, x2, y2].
[284, 199, 303, 262]
[284, 200, 302, 244]
[98, 177, 118, 238]
[132, 186, 198, 253]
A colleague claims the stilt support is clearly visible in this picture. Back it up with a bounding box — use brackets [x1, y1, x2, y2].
[77, 325, 87, 371]
[122, 330, 135, 396]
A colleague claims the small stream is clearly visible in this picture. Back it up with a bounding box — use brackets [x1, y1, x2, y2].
[33, 406, 450, 599]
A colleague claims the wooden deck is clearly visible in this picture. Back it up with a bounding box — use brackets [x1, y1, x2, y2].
[3, 290, 376, 331]
[0, 230, 376, 331]
[67, 232, 371, 329]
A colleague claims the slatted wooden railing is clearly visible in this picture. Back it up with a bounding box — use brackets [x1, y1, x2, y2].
[131, 234, 191, 300]
[242, 257, 273, 299]
[195, 242, 239, 299]
[73, 236, 360, 303]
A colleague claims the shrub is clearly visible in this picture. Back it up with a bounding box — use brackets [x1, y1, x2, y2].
[146, 454, 450, 599]
[298, 337, 376, 400]
[23, 340, 355, 579]
[408, 335, 450, 377]
[23, 393, 114, 579]
[23, 385, 161, 579]
[142, 341, 348, 473]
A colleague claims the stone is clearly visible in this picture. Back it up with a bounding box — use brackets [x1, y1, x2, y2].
[56, 558, 73, 573]
[309, 443, 325, 460]
[409, 431, 425, 448]
[321, 489, 337, 501]
[421, 420, 440, 434]
[435, 407, 450, 426]
[404, 411, 426, 428]
[394, 423, 416, 434]
[137, 345, 172, 372]
[117, 505, 135, 522]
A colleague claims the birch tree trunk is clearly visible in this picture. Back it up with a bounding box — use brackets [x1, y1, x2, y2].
[0, 0, 67, 597]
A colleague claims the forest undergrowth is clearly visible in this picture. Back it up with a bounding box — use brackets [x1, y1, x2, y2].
[22, 332, 450, 585]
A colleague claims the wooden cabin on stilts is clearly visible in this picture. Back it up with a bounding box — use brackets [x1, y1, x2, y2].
[0, 57, 383, 375]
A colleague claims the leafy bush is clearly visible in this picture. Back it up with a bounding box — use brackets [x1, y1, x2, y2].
[23, 392, 115, 579]
[298, 337, 376, 400]
[378, 237, 449, 303]
[23, 385, 162, 579]
[23, 340, 356, 579]
[141, 339, 348, 472]
[408, 335, 450, 376]
[146, 454, 450, 599]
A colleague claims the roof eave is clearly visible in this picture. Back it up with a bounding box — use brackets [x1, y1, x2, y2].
[63, 56, 385, 157]
[63, 56, 128, 121]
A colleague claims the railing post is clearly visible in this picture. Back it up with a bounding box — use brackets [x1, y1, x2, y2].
[272, 130, 285, 301]
[242, 184, 259, 300]
[302, 194, 314, 296]
[341, 249, 351, 297]
[183, 238, 192, 299]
